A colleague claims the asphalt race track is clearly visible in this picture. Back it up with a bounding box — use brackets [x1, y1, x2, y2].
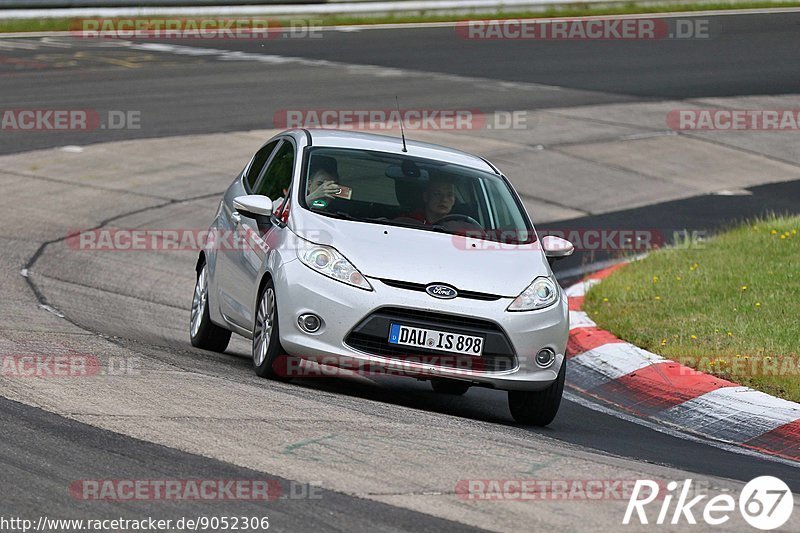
[1, 11, 800, 532]
[3, 12, 800, 155]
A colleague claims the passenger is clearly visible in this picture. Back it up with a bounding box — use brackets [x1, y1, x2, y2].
[306, 156, 341, 202]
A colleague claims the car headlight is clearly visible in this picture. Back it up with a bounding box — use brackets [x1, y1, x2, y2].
[297, 241, 373, 291]
[507, 276, 559, 311]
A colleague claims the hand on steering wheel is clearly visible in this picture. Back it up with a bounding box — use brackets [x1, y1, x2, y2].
[435, 214, 482, 226]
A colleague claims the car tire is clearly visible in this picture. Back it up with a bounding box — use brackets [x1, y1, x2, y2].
[430, 378, 471, 395]
[190, 261, 232, 353]
[252, 279, 290, 381]
[507, 358, 565, 426]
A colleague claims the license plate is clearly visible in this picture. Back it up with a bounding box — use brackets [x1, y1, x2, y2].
[388, 324, 484, 356]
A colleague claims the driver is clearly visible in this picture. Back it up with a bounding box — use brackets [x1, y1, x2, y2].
[404, 177, 456, 225]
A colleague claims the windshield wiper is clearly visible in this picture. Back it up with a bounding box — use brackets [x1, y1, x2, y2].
[323, 211, 377, 223]
[319, 211, 453, 236]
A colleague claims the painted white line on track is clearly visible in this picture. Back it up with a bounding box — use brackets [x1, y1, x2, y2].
[563, 390, 800, 468]
[38, 304, 65, 318]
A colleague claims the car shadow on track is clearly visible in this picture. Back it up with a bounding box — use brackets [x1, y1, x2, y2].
[222, 346, 538, 428]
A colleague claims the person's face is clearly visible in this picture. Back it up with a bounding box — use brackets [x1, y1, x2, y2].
[308, 170, 334, 193]
[424, 182, 456, 219]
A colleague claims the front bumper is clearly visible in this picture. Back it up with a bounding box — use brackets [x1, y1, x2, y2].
[273, 259, 569, 391]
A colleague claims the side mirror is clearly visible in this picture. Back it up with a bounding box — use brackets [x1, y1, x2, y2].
[542, 235, 574, 263]
[233, 195, 273, 219]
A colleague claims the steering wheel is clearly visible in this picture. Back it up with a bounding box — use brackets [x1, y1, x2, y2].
[435, 214, 482, 226]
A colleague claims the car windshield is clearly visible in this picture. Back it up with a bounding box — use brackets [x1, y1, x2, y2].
[300, 147, 535, 244]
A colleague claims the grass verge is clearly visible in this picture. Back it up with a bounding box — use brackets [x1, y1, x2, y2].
[584, 215, 800, 403]
[2, 2, 800, 33]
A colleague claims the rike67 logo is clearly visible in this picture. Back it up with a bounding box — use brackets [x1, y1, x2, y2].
[624, 477, 794, 530]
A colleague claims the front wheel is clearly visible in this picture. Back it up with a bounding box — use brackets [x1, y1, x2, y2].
[507, 359, 565, 426]
[252, 280, 290, 381]
[190, 261, 231, 353]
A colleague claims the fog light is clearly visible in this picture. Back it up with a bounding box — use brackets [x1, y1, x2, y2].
[298, 314, 321, 333]
[536, 348, 555, 368]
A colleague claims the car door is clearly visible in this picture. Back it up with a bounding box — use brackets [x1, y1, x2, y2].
[220, 138, 297, 330]
[216, 139, 280, 327]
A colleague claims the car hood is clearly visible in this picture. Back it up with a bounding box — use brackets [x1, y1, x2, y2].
[291, 212, 550, 298]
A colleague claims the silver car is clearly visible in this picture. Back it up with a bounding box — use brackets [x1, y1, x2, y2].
[190, 129, 574, 426]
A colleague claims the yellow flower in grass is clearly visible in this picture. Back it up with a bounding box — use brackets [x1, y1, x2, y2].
[652, 276, 659, 283]
[675, 276, 682, 281]
[781, 235, 787, 240]
[741, 285, 747, 291]
[660, 339, 667, 347]
[690, 335, 697, 340]
[602, 297, 609, 303]
[727, 331, 733, 337]
[654, 296, 661, 301]
[755, 302, 761, 308]
[771, 229, 778, 235]
[793, 229, 797, 235]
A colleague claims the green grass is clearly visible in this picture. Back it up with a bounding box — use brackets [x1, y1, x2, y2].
[3, 2, 800, 33]
[584, 215, 800, 403]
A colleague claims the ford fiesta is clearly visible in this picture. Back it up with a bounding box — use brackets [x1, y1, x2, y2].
[190, 129, 574, 426]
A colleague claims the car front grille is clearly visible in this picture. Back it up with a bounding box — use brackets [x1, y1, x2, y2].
[379, 279, 502, 301]
[344, 307, 516, 373]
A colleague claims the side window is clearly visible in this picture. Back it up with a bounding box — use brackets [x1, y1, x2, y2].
[244, 140, 279, 190]
[254, 140, 295, 201]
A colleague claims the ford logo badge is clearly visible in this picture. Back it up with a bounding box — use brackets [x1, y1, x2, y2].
[425, 284, 458, 299]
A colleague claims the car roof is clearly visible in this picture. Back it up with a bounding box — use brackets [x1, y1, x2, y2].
[292, 129, 498, 174]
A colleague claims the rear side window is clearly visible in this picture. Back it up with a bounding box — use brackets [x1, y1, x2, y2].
[254, 141, 295, 201]
[244, 140, 279, 190]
